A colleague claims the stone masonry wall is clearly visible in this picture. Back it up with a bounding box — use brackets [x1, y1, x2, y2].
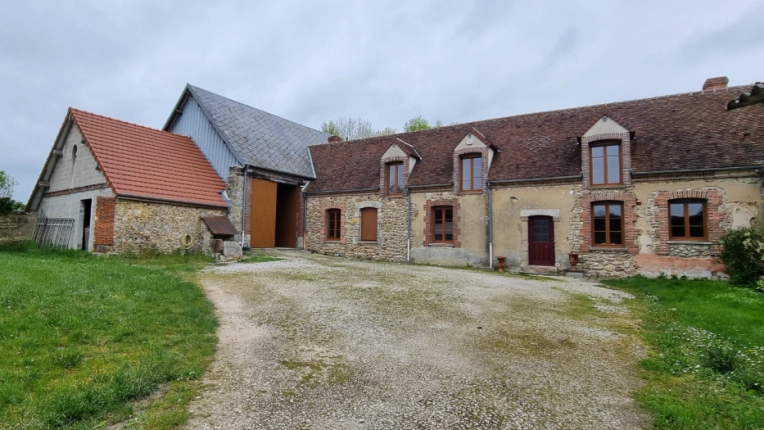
[110, 199, 226, 254]
[0, 214, 36, 245]
[306, 193, 408, 261]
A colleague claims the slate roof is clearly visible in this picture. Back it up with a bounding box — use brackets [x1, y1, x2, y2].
[308, 85, 764, 193]
[174, 84, 330, 178]
[70, 109, 227, 207]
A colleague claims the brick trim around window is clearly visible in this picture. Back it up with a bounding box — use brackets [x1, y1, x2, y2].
[581, 131, 632, 188]
[320, 203, 346, 244]
[423, 199, 461, 247]
[580, 193, 637, 253]
[453, 147, 489, 194]
[653, 189, 723, 255]
[380, 155, 408, 197]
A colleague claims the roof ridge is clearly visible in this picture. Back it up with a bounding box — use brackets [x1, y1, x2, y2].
[69, 107, 190, 138]
[308, 83, 758, 149]
[187, 84, 329, 136]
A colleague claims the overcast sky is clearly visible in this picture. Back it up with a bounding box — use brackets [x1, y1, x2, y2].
[1, 0, 762, 201]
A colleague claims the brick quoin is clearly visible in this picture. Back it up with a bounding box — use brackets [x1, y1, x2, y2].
[653, 189, 723, 255]
[580, 193, 638, 254]
[94, 197, 115, 246]
[423, 199, 461, 247]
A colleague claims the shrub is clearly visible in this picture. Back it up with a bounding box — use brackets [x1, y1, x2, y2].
[720, 227, 764, 290]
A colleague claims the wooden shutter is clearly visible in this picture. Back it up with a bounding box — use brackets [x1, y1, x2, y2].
[361, 208, 377, 241]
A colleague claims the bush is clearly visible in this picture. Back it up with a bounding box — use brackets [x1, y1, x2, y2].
[720, 227, 764, 290]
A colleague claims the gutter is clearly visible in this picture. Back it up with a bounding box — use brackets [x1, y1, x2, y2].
[407, 182, 452, 189]
[117, 194, 228, 210]
[304, 187, 379, 195]
[490, 174, 582, 185]
[632, 165, 763, 176]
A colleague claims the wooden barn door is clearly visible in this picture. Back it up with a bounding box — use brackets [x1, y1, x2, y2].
[528, 216, 555, 266]
[250, 179, 277, 248]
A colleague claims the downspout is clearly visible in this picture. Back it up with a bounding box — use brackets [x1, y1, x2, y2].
[240, 164, 248, 248]
[488, 183, 493, 269]
[407, 187, 411, 262]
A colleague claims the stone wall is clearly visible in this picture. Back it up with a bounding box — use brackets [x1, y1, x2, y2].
[577, 250, 636, 278]
[306, 193, 408, 261]
[109, 199, 226, 254]
[0, 213, 36, 245]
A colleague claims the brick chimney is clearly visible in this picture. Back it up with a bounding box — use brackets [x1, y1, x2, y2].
[327, 135, 342, 143]
[702, 76, 729, 91]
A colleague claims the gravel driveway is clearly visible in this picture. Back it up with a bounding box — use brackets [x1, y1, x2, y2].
[184, 251, 650, 429]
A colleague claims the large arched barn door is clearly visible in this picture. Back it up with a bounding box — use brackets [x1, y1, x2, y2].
[528, 216, 555, 266]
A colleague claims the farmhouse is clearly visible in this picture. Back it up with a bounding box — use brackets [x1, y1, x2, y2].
[304, 78, 764, 278]
[27, 108, 230, 254]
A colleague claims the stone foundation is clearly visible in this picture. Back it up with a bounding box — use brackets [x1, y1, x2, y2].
[578, 250, 637, 278]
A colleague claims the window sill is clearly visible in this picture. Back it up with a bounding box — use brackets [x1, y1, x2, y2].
[668, 240, 712, 245]
[358, 241, 379, 245]
[385, 195, 405, 198]
[458, 190, 484, 195]
[589, 184, 627, 190]
[324, 239, 341, 243]
[428, 243, 454, 248]
[589, 246, 628, 252]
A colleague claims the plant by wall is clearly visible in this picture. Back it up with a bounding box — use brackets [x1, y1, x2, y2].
[720, 227, 764, 291]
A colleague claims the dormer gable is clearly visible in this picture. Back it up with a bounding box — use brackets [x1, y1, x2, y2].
[380, 139, 419, 196]
[580, 116, 632, 188]
[453, 130, 495, 193]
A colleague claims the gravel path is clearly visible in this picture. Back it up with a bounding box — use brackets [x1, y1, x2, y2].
[184, 251, 650, 429]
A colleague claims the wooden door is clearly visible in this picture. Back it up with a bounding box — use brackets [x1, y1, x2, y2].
[250, 179, 277, 248]
[528, 216, 555, 266]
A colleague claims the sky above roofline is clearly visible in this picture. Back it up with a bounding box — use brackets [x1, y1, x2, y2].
[2, 0, 762, 201]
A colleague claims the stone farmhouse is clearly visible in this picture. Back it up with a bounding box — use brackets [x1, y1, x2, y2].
[305, 78, 764, 277]
[26, 78, 764, 277]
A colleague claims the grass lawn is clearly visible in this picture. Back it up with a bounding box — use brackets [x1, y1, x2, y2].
[604, 276, 764, 429]
[0, 243, 217, 429]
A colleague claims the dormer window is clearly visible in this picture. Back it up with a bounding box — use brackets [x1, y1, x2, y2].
[461, 155, 482, 192]
[387, 162, 404, 195]
[590, 141, 621, 186]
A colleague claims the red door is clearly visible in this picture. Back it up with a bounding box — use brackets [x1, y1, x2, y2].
[528, 216, 555, 266]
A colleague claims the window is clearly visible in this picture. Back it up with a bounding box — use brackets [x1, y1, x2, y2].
[326, 209, 341, 240]
[592, 202, 623, 246]
[669, 200, 706, 240]
[461, 155, 482, 192]
[432, 206, 453, 243]
[387, 163, 404, 195]
[590, 142, 621, 186]
[360, 208, 377, 241]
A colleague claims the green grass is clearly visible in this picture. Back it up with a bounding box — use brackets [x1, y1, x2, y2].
[0, 243, 217, 429]
[238, 250, 281, 264]
[604, 276, 764, 429]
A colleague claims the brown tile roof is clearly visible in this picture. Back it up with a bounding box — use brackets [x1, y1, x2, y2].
[308, 85, 764, 193]
[70, 108, 227, 207]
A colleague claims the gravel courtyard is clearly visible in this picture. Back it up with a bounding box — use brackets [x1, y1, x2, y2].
[184, 251, 650, 430]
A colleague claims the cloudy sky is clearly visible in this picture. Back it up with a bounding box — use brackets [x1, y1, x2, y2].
[1, 0, 762, 201]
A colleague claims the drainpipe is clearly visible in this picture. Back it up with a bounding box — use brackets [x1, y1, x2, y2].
[240, 164, 248, 248]
[488, 184, 493, 269]
[406, 187, 411, 262]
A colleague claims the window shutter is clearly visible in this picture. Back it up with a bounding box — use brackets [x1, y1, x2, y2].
[361, 208, 377, 241]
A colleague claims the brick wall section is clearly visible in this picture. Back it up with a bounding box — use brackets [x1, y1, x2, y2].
[581, 131, 632, 189]
[422, 198, 461, 247]
[579, 192, 638, 254]
[94, 197, 115, 248]
[652, 188, 723, 255]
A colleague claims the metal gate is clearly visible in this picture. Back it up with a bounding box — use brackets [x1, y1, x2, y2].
[32, 210, 75, 248]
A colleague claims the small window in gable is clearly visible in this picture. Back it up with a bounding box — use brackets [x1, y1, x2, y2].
[387, 163, 404, 195]
[360, 208, 378, 241]
[592, 202, 623, 246]
[326, 209, 341, 240]
[461, 155, 482, 192]
[432, 206, 453, 243]
[590, 142, 621, 186]
[669, 199, 706, 240]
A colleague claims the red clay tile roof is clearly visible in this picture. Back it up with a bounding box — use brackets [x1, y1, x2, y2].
[70, 108, 227, 207]
[308, 85, 764, 193]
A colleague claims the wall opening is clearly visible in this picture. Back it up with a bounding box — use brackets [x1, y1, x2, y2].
[249, 179, 299, 248]
[275, 183, 299, 248]
[80, 199, 92, 251]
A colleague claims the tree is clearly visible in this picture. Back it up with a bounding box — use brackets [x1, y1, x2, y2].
[0, 170, 15, 199]
[0, 171, 23, 214]
[403, 116, 431, 132]
[321, 117, 398, 141]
